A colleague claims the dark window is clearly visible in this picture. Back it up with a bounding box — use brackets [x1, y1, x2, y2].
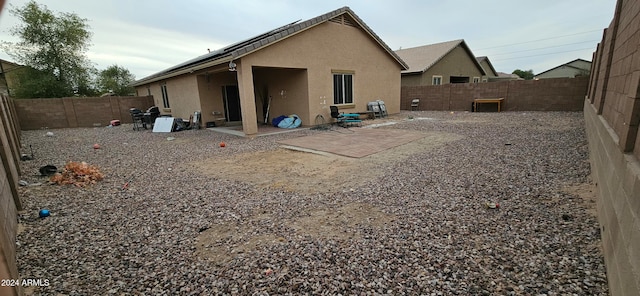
[161, 83, 170, 108]
[432, 76, 442, 85]
[333, 73, 353, 104]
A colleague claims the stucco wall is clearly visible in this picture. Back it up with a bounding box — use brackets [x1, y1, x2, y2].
[252, 67, 309, 123]
[196, 71, 237, 126]
[478, 59, 496, 81]
[584, 0, 640, 295]
[239, 19, 403, 126]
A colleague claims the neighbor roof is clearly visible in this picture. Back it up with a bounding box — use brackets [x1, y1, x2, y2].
[476, 56, 498, 76]
[395, 39, 486, 75]
[0, 59, 22, 74]
[133, 6, 408, 86]
[535, 58, 592, 77]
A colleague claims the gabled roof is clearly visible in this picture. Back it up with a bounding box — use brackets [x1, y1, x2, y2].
[133, 7, 408, 86]
[0, 59, 23, 74]
[394, 39, 486, 75]
[535, 58, 592, 77]
[476, 56, 498, 76]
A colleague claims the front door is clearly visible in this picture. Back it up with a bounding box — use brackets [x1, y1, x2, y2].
[222, 85, 241, 122]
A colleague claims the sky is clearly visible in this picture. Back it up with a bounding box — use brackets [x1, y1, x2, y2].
[0, 0, 616, 80]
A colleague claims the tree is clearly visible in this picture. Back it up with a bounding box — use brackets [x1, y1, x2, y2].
[512, 69, 534, 80]
[96, 65, 136, 96]
[1, 1, 96, 98]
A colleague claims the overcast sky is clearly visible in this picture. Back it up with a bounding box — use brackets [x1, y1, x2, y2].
[0, 0, 616, 80]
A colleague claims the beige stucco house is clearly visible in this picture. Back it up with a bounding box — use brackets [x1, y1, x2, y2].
[394, 39, 485, 87]
[534, 58, 591, 79]
[476, 56, 498, 82]
[132, 7, 407, 136]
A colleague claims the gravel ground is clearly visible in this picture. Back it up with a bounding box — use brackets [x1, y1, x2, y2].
[15, 111, 608, 295]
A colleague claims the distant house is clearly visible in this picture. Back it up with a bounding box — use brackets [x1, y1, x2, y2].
[534, 58, 592, 79]
[0, 59, 22, 97]
[132, 7, 407, 136]
[476, 56, 498, 82]
[491, 72, 523, 82]
[395, 39, 486, 86]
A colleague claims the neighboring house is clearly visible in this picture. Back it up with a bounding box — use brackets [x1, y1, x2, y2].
[132, 7, 408, 136]
[476, 56, 498, 82]
[394, 39, 486, 86]
[0, 59, 22, 97]
[534, 58, 592, 79]
[490, 72, 524, 82]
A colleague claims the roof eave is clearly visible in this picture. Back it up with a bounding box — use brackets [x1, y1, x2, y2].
[132, 55, 234, 86]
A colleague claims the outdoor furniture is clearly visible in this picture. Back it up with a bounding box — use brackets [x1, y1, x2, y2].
[330, 106, 361, 127]
[473, 98, 504, 112]
[367, 101, 382, 118]
[377, 100, 388, 117]
[129, 108, 145, 130]
[411, 99, 420, 111]
[357, 111, 376, 119]
[143, 106, 160, 128]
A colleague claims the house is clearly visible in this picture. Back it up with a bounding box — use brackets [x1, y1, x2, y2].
[534, 58, 592, 79]
[490, 72, 524, 82]
[394, 39, 486, 87]
[0, 59, 22, 97]
[476, 56, 498, 82]
[132, 7, 408, 136]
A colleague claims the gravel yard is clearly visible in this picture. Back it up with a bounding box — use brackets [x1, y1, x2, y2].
[16, 111, 608, 295]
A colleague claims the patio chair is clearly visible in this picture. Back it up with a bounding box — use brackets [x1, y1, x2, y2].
[411, 99, 420, 111]
[330, 106, 361, 127]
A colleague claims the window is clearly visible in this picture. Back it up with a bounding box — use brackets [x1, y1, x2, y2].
[333, 73, 353, 105]
[161, 83, 170, 108]
[482, 78, 488, 83]
[473, 77, 480, 83]
[147, 86, 151, 96]
[432, 75, 442, 85]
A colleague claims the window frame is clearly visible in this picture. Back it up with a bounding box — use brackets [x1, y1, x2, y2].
[432, 75, 443, 85]
[161, 83, 170, 109]
[473, 77, 480, 83]
[332, 72, 354, 105]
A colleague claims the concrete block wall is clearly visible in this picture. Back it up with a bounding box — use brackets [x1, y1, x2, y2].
[14, 96, 154, 130]
[584, 0, 640, 295]
[0, 94, 22, 296]
[401, 77, 589, 112]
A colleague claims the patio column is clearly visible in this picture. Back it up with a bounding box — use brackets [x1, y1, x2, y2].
[236, 60, 258, 136]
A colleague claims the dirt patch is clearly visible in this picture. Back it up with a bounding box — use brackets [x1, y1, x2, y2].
[563, 182, 599, 217]
[195, 203, 394, 265]
[192, 130, 460, 264]
[290, 203, 394, 240]
[189, 131, 462, 194]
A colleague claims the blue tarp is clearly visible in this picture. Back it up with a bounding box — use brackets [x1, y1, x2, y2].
[276, 114, 302, 129]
